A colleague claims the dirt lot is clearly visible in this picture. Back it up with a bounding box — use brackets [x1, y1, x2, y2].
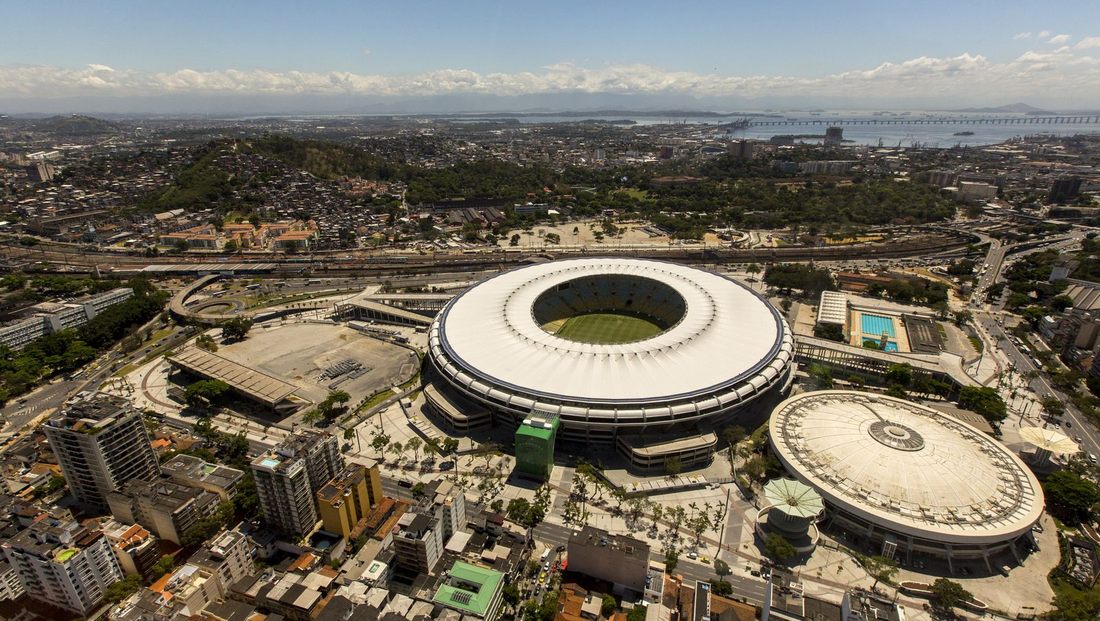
[216, 322, 418, 406]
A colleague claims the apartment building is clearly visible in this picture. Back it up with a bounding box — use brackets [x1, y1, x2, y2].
[42, 395, 160, 511]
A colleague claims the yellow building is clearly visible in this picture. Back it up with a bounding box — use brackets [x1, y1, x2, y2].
[316, 462, 383, 538]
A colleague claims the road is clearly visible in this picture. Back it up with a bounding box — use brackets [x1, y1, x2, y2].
[0, 322, 191, 441]
[970, 227, 1100, 458]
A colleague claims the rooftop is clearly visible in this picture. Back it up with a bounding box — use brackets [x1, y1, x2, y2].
[161, 453, 245, 489]
[168, 347, 299, 406]
[46, 394, 133, 434]
[769, 390, 1043, 543]
[432, 561, 504, 617]
[432, 257, 790, 404]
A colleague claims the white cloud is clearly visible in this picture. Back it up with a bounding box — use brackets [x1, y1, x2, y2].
[1048, 34, 1072, 44]
[1077, 37, 1100, 49]
[2, 48, 1100, 103]
[361, 48, 372, 56]
[1039, 30, 1052, 39]
[1013, 32, 1032, 40]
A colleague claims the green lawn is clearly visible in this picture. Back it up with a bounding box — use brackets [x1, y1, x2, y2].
[549, 312, 663, 344]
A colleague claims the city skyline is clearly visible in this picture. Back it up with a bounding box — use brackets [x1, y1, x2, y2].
[3, 0, 1100, 113]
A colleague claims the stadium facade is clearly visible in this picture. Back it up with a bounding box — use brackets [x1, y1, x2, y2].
[425, 257, 794, 470]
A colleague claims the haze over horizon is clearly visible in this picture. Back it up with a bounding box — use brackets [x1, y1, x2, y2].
[4, 0, 1100, 115]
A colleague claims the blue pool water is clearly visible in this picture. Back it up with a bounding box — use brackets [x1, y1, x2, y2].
[861, 314, 897, 338]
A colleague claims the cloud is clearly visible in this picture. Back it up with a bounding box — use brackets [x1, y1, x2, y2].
[361, 48, 372, 56]
[1077, 37, 1100, 49]
[1048, 34, 1072, 45]
[2, 48, 1099, 103]
[1013, 32, 1032, 40]
[1039, 30, 1052, 39]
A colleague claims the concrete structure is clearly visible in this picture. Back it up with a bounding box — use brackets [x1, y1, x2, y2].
[1049, 176, 1083, 203]
[107, 478, 221, 546]
[432, 561, 504, 620]
[769, 391, 1043, 571]
[168, 347, 303, 413]
[392, 480, 467, 577]
[2, 515, 124, 616]
[567, 526, 649, 595]
[957, 181, 998, 202]
[755, 479, 824, 554]
[160, 453, 245, 502]
[99, 519, 161, 581]
[816, 290, 848, 327]
[0, 561, 24, 602]
[43, 395, 160, 511]
[427, 258, 793, 467]
[0, 287, 132, 351]
[393, 512, 444, 576]
[317, 462, 384, 538]
[188, 528, 255, 598]
[252, 431, 343, 538]
[514, 413, 559, 480]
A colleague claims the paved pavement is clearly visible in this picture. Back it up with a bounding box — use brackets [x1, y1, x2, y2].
[1, 323, 190, 442]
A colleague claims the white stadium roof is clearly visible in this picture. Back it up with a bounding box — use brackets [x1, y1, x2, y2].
[428, 258, 794, 428]
[433, 258, 787, 403]
[770, 390, 1043, 545]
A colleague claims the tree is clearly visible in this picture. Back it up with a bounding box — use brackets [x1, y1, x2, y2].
[370, 433, 390, 459]
[151, 554, 175, 580]
[764, 532, 797, 564]
[746, 263, 761, 281]
[104, 574, 143, 603]
[957, 386, 1007, 422]
[863, 555, 898, 590]
[185, 379, 230, 406]
[663, 547, 679, 574]
[721, 426, 746, 450]
[1049, 586, 1100, 621]
[439, 437, 459, 455]
[628, 606, 648, 621]
[813, 322, 845, 342]
[195, 334, 218, 352]
[411, 482, 426, 497]
[929, 578, 971, 612]
[709, 578, 734, 595]
[221, 317, 253, 342]
[1043, 470, 1100, 524]
[664, 456, 683, 476]
[885, 363, 912, 388]
[714, 559, 731, 579]
[502, 583, 521, 613]
[1042, 396, 1066, 419]
[601, 593, 617, 617]
[407, 437, 423, 464]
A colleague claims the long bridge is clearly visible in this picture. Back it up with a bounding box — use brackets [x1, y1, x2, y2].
[748, 115, 1100, 127]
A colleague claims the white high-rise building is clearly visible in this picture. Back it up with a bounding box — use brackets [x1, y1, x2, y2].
[2, 515, 123, 616]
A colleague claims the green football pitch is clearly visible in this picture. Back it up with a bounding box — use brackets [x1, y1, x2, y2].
[547, 312, 664, 344]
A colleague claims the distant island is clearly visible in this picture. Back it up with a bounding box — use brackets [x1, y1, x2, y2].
[951, 102, 1056, 115]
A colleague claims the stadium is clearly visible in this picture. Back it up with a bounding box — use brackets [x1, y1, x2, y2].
[769, 391, 1044, 572]
[425, 257, 795, 470]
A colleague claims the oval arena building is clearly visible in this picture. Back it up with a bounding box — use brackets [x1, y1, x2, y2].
[768, 391, 1044, 570]
[425, 257, 795, 470]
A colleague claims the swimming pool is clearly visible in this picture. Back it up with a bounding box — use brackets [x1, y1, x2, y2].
[861, 313, 897, 338]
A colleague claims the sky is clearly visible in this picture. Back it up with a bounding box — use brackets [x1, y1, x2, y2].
[3, 0, 1100, 113]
